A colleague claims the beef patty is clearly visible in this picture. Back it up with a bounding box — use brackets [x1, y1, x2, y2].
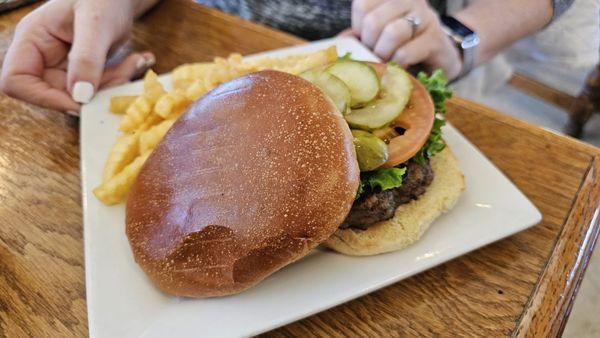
[341, 160, 434, 229]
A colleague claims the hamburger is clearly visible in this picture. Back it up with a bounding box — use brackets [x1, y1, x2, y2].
[125, 58, 463, 298]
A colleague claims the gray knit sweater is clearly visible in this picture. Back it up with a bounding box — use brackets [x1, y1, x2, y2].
[196, 0, 574, 40]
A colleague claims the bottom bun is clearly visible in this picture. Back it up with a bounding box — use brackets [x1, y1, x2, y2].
[324, 146, 465, 256]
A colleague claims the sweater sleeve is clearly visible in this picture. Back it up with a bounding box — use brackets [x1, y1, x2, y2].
[552, 0, 575, 20]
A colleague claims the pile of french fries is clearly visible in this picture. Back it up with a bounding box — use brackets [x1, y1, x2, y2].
[94, 46, 338, 205]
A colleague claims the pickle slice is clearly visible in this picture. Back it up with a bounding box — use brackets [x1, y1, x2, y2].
[344, 65, 412, 131]
[300, 70, 351, 114]
[327, 61, 380, 107]
[352, 130, 389, 171]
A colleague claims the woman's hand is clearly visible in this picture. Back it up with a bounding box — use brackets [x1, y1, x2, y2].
[0, 0, 157, 112]
[351, 0, 462, 80]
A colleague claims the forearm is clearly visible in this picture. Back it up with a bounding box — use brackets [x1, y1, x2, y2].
[133, 0, 160, 18]
[454, 0, 553, 66]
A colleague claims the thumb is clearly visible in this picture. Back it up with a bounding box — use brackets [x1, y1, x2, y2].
[67, 4, 122, 103]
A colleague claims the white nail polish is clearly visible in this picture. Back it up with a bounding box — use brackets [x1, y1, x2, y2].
[136, 56, 147, 70]
[145, 55, 156, 68]
[72, 81, 94, 104]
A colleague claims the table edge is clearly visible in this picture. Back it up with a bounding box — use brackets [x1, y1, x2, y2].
[514, 156, 600, 337]
[447, 97, 600, 157]
[446, 96, 600, 336]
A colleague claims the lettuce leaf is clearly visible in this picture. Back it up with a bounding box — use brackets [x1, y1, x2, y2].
[363, 167, 407, 191]
[355, 69, 452, 199]
[356, 167, 406, 199]
[412, 70, 452, 165]
[418, 69, 452, 114]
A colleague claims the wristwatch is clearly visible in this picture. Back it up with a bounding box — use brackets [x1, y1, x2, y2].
[440, 15, 480, 79]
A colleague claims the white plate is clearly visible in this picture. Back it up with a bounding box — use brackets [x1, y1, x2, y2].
[81, 37, 542, 338]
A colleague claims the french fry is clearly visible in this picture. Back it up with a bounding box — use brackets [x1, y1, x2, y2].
[137, 112, 163, 132]
[119, 95, 152, 132]
[173, 54, 251, 89]
[225, 53, 244, 67]
[93, 152, 151, 205]
[143, 70, 166, 105]
[184, 80, 210, 101]
[154, 90, 190, 119]
[119, 71, 167, 132]
[102, 133, 140, 181]
[172, 62, 214, 91]
[109, 95, 137, 114]
[170, 47, 338, 94]
[207, 56, 254, 87]
[139, 119, 176, 153]
[266, 46, 338, 74]
[239, 46, 336, 74]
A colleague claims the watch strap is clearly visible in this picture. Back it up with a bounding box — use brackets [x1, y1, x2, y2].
[440, 15, 479, 79]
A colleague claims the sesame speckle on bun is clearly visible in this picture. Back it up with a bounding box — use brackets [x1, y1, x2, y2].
[126, 70, 359, 298]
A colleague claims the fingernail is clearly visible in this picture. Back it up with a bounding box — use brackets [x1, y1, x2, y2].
[136, 56, 146, 70]
[144, 54, 156, 68]
[72, 81, 94, 103]
[137, 54, 156, 70]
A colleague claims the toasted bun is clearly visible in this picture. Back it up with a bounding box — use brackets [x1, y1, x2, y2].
[126, 70, 360, 297]
[324, 146, 465, 256]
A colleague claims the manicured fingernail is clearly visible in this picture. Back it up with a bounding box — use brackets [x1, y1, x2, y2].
[136, 54, 156, 70]
[72, 81, 94, 103]
[144, 54, 156, 67]
[136, 56, 147, 70]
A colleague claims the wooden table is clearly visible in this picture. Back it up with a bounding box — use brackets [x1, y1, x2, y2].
[1, 1, 599, 336]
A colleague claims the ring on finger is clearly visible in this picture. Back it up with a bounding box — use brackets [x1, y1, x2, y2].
[401, 15, 421, 39]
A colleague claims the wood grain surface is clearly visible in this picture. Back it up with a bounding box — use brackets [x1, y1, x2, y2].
[0, 1, 598, 337]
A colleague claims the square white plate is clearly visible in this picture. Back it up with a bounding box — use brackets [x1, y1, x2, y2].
[81, 37, 542, 338]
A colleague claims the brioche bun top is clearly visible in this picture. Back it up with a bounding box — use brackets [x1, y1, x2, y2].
[126, 70, 359, 297]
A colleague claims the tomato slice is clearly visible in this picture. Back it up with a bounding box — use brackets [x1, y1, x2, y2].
[368, 63, 434, 168]
[307, 62, 434, 168]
